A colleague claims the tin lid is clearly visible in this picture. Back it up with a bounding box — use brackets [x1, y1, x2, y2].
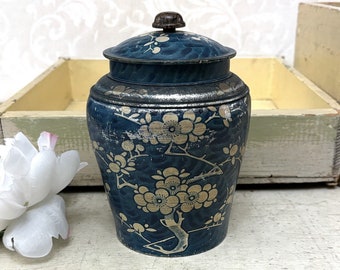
[103, 12, 236, 64]
[90, 12, 249, 107]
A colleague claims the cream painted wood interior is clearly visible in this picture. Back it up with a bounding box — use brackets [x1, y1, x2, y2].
[2, 58, 336, 114]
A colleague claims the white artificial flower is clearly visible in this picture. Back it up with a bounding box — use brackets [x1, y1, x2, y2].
[0, 131, 87, 258]
[2, 195, 68, 258]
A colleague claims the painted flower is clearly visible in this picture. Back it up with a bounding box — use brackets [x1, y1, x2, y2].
[213, 212, 223, 223]
[218, 104, 232, 127]
[156, 175, 184, 195]
[138, 124, 158, 145]
[0, 131, 87, 258]
[144, 33, 169, 54]
[106, 152, 135, 175]
[92, 141, 104, 151]
[177, 184, 218, 213]
[134, 186, 179, 215]
[223, 144, 240, 165]
[153, 167, 189, 195]
[204, 210, 225, 226]
[121, 140, 145, 156]
[146, 111, 207, 145]
[202, 184, 218, 208]
[182, 110, 207, 142]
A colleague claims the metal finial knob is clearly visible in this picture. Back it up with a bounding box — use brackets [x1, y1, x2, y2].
[152, 12, 185, 32]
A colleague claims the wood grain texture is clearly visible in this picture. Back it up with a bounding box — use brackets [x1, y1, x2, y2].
[240, 114, 339, 178]
[295, 2, 340, 103]
[1, 189, 339, 269]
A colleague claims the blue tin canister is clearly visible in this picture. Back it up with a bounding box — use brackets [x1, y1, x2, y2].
[87, 12, 250, 257]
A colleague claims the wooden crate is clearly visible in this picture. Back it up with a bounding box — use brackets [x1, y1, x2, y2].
[0, 58, 339, 185]
[295, 2, 340, 103]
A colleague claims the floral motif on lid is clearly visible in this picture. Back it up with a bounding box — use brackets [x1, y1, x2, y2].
[104, 31, 236, 63]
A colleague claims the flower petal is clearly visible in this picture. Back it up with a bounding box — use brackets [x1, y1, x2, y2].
[0, 177, 27, 220]
[0, 197, 26, 220]
[173, 134, 188, 145]
[162, 113, 178, 123]
[155, 36, 169, 42]
[157, 134, 172, 144]
[2, 133, 38, 177]
[37, 132, 58, 151]
[144, 192, 154, 203]
[155, 188, 169, 197]
[114, 154, 126, 168]
[181, 202, 194, 213]
[193, 123, 206, 136]
[163, 167, 179, 177]
[25, 151, 57, 206]
[0, 145, 10, 160]
[197, 191, 208, 203]
[183, 110, 196, 121]
[177, 191, 187, 203]
[149, 121, 164, 135]
[179, 120, 194, 134]
[2, 195, 69, 258]
[2, 147, 31, 177]
[134, 194, 147, 206]
[159, 205, 172, 215]
[188, 184, 202, 193]
[166, 195, 179, 208]
[147, 203, 159, 212]
[208, 189, 218, 201]
[12, 132, 38, 162]
[52, 150, 87, 194]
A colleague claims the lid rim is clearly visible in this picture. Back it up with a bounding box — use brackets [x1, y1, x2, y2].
[103, 49, 236, 65]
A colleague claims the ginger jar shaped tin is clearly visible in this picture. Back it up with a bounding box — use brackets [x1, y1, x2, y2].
[87, 12, 251, 257]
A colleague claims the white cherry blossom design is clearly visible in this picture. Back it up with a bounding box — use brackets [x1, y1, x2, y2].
[144, 33, 169, 54]
[143, 111, 207, 145]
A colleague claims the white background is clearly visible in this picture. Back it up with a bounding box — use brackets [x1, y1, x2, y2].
[0, 0, 327, 102]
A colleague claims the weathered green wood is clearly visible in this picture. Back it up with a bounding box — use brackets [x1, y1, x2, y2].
[240, 114, 339, 180]
[0, 113, 101, 185]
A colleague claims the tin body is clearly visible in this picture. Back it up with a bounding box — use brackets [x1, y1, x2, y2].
[87, 12, 250, 256]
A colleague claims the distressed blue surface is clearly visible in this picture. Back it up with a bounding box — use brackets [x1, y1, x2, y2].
[104, 31, 235, 62]
[87, 95, 250, 257]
